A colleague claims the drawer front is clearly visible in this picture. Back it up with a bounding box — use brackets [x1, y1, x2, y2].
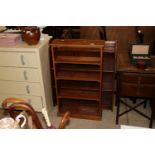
[0, 94, 43, 112]
[121, 73, 139, 83]
[140, 75, 155, 84]
[0, 52, 37, 67]
[121, 83, 138, 97]
[0, 81, 41, 96]
[138, 85, 155, 98]
[119, 73, 155, 97]
[0, 67, 40, 82]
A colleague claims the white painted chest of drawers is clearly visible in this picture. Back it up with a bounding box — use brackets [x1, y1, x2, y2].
[0, 37, 53, 120]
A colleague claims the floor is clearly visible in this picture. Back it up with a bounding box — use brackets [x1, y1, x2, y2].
[50, 98, 154, 129]
[0, 98, 154, 129]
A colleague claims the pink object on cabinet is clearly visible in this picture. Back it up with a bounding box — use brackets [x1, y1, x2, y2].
[0, 33, 22, 46]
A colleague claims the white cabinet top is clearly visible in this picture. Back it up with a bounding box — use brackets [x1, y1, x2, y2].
[0, 35, 51, 51]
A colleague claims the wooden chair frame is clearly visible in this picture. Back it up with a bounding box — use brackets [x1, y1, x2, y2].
[2, 98, 70, 129]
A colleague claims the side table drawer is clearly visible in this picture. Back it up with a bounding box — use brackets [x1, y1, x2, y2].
[121, 83, 138, 97]
[0, 81, 41, 96]
[0, 67, 40, 82]
[0, 94, 43, 112]
[121, 73, 139, 83]
[119, 72, 155, 97]
[0, 52, 37, 67]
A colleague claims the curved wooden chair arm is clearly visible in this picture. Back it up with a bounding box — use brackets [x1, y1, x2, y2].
[1, 98, 32, 127]
[58, 112, 70, 129]
[2, 97, 27, 109]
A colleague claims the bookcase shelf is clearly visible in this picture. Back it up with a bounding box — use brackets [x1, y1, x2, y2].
[56, 63, 100, 71]
[58, 80, 100, 91]
[58, 89, 100, 101]
[58, 99, 100, 120]
[56, 70, 101, 82]
[55, 56, 101, 64]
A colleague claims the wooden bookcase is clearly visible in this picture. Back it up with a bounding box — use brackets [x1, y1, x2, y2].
[102, 41, 117, 110]
[51, 39, 104, 120]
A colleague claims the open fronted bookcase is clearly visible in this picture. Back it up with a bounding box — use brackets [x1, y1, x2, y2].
[51, 39, 104, 120]
[50, 39, 117, 120]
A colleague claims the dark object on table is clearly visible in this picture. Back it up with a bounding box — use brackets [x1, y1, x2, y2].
[22, 26, 40, 45]
[137, 60, 147, 69]
[129, 44, 152, 68]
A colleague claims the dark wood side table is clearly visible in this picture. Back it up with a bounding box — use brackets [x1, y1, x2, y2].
[116, 52, 155, 127]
